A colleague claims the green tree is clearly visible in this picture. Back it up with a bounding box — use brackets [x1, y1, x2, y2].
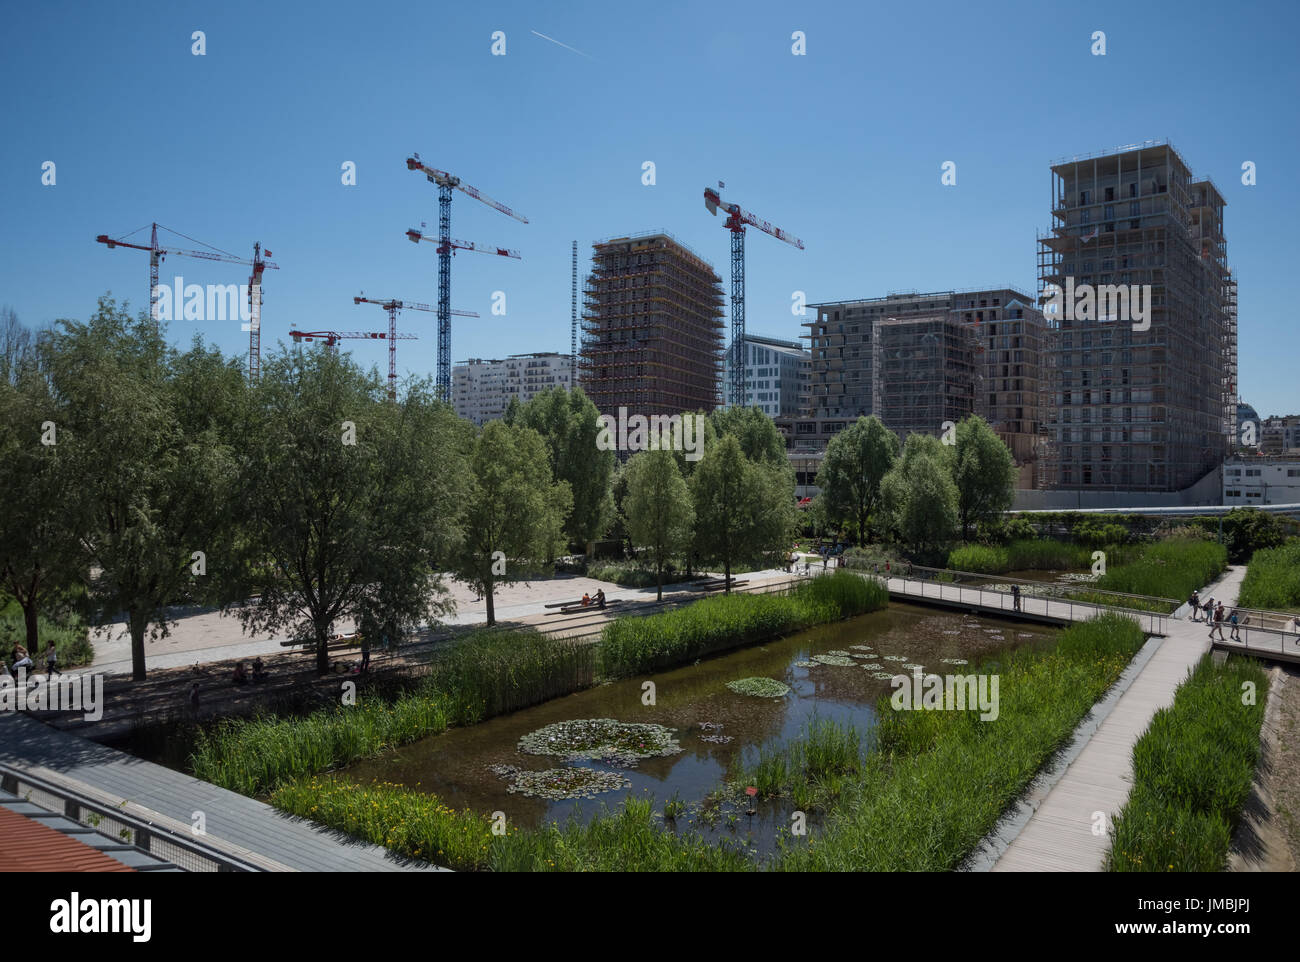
[623, 449, 695, 600]
[881, 434, 959, 560]
[514, 386, 614, 549]
[236, 347, 463, 673]
[691, 435, 795, 591]
[42, 298, 238, 680]
[951, 415, 1016, 540]
[816, 415, 899, 543]
[451, 420, 571, 625]
[0, 354, 86, 653]
[710, 405, 786, 466]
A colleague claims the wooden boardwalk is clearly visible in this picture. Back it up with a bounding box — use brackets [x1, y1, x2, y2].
[0, 714, 446, 872]
[976, 565, 1247, 872]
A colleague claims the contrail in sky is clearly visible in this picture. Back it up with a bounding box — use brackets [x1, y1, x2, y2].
[530, 30, 592, 59]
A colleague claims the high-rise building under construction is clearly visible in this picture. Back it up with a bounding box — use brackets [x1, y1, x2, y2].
[579, 232, 725, 416]
[1037, 141, 1235, 491]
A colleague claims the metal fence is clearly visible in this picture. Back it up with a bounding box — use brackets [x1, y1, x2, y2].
[876, 564, 1173, 635]
[0, 764, 259, 872]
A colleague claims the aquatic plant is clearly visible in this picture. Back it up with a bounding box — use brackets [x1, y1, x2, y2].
[504, 767, 631, 800]
[517, 718, 682, 765]
[726, 677, 792, 698]
[810, 654, 856, 667]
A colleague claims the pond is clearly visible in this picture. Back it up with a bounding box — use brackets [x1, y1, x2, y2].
[342, 602, 1058, 856]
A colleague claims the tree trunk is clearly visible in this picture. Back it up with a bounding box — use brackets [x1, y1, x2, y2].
[724, 559, 732, 595]
[315, 621, 330, 676]
[129, 611, 148, 682]
[656, 564, 663, 602]
[22, 600, 39, 653]
[485, 577, 496, 626]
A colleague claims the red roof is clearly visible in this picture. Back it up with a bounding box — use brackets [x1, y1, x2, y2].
[0, 807, 135, 872]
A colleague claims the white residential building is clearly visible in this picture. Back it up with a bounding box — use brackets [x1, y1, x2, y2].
[721, 333, 810, 418]
[453, 352, 574, 425]
[1222, 456, 1300, 506]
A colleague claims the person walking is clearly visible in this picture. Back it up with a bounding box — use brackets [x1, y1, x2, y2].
[1189, 591, 1201, 622]
[1209, 602, 1226, 641]
[1202, 596, 1215, 624]
[44, 642, 61, 677]
[1011, 583, 1022, 612]
[1228, 609, 1242, 642]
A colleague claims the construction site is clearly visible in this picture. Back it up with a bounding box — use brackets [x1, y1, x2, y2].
[1036, 140, 1236, 492]
[579, 232, 725, 419]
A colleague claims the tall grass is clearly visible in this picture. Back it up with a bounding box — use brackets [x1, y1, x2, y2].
[1237, 540, 1300, 611]
[598, 571, 888, 678]
[775, 614, 1148, 871]
[733, 717, 862, 810]
[1094, 537, 1227, 601]
[947, 539, 1106, 574]
[189, 627, 596, 795]
[1107, 654, 1268, 871]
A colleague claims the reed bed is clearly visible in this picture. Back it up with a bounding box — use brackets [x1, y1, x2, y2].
[1093, 537, 1227, 602]
[774, 614, 1147, 871]
[189, 627, 596, 796]
[1237, 540, 1300, 611]
[598, 571, 888, 678]
[1106, 654, 1268, 872]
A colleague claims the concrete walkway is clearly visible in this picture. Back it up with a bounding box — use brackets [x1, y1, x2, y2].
[984, 565, 1246, 871]
[0, 714, 446, 872]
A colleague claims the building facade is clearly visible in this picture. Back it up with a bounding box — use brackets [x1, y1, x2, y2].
[721, 333, 810, 418]
[1222, 456, 1300, 505]
[452, 352, 574, 425]
[1038, 141, 1236, 492]
[798, 287, 1047, 483]
[579, 232, 725, 417]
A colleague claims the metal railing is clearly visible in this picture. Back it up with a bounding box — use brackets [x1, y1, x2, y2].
[870, 564, 1173, 635]
[0, 763, 259, 872]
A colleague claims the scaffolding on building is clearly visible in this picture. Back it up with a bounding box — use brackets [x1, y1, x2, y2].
[1037, 142, 1233, 492]
[579, 233, 725, 417]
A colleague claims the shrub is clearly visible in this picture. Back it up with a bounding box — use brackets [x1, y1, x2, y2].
[1094, 538, 1227, 601]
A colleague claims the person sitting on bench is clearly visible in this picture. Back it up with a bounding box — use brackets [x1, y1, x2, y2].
[251, 657, 269, 683]
[581, 593, 592, 607]
[232, 662, 249, 686]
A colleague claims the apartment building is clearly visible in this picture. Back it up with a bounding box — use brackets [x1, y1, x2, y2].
[452, 352, 574, 425]
[1037, 141, 1235, 492]
[721, 333, 810, 418]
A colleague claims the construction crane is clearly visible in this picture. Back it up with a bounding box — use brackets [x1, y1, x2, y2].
[95, 223, 278, 380]
[289, 328, 418, 399]
[353, 295, 479, 400]
[405, 155, 527, 400]
[703, 187, 804, 408]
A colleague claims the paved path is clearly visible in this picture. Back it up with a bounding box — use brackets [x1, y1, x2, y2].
[983, 565, 1246, 872]
[0, 713, 446, 872]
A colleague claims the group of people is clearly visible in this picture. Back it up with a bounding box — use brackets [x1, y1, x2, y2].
[231, 657, 270, 686]
[1188, 590, 1243, 641]
[580, 589, 607, 609]
[2, 642, 61, 680]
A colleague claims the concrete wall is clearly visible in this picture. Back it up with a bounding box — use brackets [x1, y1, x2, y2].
[1012, 465, 1222, 511]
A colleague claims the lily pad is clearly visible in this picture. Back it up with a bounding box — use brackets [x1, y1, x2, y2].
[726, 677, 792, 698]
[794, 660, 818, 668]
[940, 657, 969, 665]
[810, 654, 856, 667]
[882, 655, 908, 662]
[503, 766, 631, 800]
[518, 718, 682, 766]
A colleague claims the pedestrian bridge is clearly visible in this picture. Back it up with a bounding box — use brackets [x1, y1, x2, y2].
[875, 565, 1300, 664]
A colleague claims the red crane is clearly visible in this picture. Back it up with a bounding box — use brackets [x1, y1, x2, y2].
[702, 187, 803, 407]
[352, 295, 479, 400]
[289, 329, 418, 401]
[404, 155, 527, 399]
[95, 223, 278, 380]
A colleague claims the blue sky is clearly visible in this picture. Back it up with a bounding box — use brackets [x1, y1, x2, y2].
[3, 0, 1296, 415]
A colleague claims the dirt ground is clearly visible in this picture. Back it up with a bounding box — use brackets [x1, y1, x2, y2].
[1265, 665, 1300, 867]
